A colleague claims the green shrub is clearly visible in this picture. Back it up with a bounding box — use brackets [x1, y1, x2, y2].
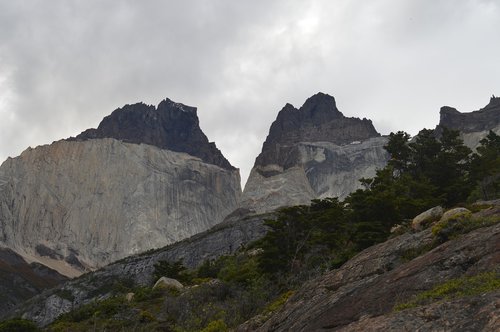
[432, 214, 498, 242]
[55, 289, 75, 302]
[263, 290, 294, 314]
[0, 318, 40, 332]
[153, 259, 193, 284]
[394, 271, 500, 311]
[200, 319, 228, 332]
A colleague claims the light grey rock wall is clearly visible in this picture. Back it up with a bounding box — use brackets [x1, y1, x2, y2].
[0, 138, 241, 274]
[242, 137, 389, 213]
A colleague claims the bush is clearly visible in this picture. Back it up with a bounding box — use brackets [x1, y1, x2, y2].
[432, 214, 498, 242]
[201, 319, 228, 332]
[0, 318, 40, 332]
[394, 271, 500, 311]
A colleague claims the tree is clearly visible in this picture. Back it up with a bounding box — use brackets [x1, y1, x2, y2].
[469, 131, 500, 200]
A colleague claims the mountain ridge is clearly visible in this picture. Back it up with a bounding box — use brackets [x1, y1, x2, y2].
[69, 98, 235, 170]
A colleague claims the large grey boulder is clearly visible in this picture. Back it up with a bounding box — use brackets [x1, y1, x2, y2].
[153, 277, 183, 290]
[411, 206, 444, 231]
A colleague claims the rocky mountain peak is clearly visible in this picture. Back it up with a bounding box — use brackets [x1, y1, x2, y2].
[300, 92, 343, 121]
[255, 92, 380, 167]
[438, 96, 500, 134]
[72, 98, 235, 170]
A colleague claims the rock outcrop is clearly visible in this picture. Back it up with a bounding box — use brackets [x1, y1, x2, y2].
[0, 98, 241, 276]
[436, 96, 500, 149]
[242, 93, 389, 212]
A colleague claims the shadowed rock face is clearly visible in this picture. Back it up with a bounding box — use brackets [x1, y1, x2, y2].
[255, 93, 380, 168]
[436, 96, 500, 149]
[72, 98, 234, 170]
[438, 96, 500, 133]
[243, 93, 388, 212]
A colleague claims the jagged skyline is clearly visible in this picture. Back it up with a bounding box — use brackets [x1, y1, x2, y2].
[0, 0, 499, 184]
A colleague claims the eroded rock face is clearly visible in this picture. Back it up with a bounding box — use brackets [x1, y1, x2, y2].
[0, 139, 240, 275]
[243, 93, 388, 212]
[0, 98, 241, 276]
[436, 96, 500, 149]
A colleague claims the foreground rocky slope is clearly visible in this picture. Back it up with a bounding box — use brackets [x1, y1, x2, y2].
[0, 98, 241, 276]
[242, 203, 500, 331]
[243, 93, 389, 212]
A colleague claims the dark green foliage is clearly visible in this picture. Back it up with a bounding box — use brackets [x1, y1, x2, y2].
[257, 198, 352, 280]
[469, 131, 500, 201]
[0, 318, 40, 332]
[152, 259, 192, 284]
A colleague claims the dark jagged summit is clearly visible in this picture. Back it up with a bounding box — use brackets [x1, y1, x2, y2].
[255, 92, 380, 167]
[72, 98, 235, 170]
[437, 95, 500, 133]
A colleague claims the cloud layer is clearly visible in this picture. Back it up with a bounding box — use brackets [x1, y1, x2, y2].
[1, 0, 499, 185]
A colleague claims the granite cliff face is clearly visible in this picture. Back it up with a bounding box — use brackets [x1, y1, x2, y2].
[0, 99, 241, 276]
[243, 93, 389, 212]
[436, 96, 500, 149]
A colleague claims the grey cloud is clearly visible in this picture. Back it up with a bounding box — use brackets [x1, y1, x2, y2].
[0, 0, 499, 185]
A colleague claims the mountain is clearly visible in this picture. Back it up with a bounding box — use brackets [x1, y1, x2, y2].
[0, 98, 241, 277]
[436, 95, 500, 149]
[242, 92, 389, 212]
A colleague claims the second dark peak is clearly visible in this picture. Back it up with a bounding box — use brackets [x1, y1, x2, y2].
[255, 92, 380, 167]
[72, 98, 235, 170]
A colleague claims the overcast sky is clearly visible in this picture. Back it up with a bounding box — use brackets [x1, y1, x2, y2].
[1, 0, 499, 186]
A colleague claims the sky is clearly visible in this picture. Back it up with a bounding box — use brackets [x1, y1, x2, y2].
[0, 0, 499, 187]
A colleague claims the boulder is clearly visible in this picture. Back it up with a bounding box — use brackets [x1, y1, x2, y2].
[125, 293, 134, 302]
[411, 206, 444, 231]
[153, 277, 184, 290]
[440, 207, 472, 223]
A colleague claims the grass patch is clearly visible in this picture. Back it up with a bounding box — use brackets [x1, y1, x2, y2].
[263, 290, 294, 315]
[432, 215, 499, 242]
[394, 271, 500, 311]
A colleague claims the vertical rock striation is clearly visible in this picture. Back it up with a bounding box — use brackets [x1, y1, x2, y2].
[0, 99, 241, 276]
[242, 93, 389, 212]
